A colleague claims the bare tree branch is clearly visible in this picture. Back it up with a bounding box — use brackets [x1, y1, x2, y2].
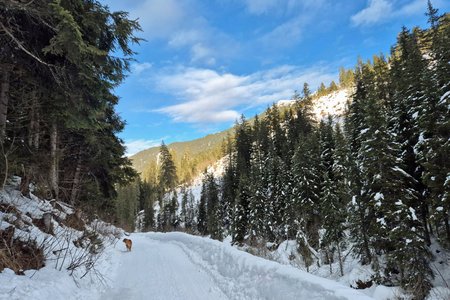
[0, 21, 53, 67]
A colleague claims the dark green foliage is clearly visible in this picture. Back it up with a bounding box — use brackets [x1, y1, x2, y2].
[158, 142, 178, 194]
[204, 173, 222, 240]
[232, 175, 251, 245]
[197, 185, 208, 235]
[0, 0, 140, 219]
[180, 188, 196, 232]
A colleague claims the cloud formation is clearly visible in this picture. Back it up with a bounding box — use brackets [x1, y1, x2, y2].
[351, 0, 392, 26]
[351, 0, 432, 27]
[127, 0, 237, 66]
[124, 139, 161, 156]
[152, 65, 336, 124]
[131, 62, 153, 76]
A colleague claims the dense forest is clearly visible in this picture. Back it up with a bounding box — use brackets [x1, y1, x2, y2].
[2, 1, 449, 298]
[0, 0, 140, 218]
[118, 5, 450, 299]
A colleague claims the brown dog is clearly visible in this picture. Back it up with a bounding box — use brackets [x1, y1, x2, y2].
[123, 238, 132, 251]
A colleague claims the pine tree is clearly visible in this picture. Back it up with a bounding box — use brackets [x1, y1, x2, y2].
[419, 8, 450, 245]
[139, 180, 155, 231]
[198, 177, 208, 235]
[205, 172, 222, 240]
[220, 135, 237, 233]
[292, 132, 321, 249]
[185, 189, 197, 232]
[158, 142, 178, 194]
[232, 175, 251, 245]
[266, 104, 288, 161]
[235, 115, 253, 179]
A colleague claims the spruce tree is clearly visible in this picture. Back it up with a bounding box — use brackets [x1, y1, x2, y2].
[205, 172, 222, 240]
[232, 175, 251, 245]
[292, 132, 321, 249]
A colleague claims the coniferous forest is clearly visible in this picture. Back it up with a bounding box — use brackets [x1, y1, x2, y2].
[1, 1, 450, 299]
[123, 6, 450, 298]
[0, 0, 140, 216]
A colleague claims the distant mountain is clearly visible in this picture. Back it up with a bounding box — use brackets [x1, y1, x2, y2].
[130, 129, 232, 182]
[130, 88, 351, 182]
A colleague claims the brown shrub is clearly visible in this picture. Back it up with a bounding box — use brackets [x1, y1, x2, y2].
[0, 227, 45, 274]
[62, 211, 85, 231]
[353, 279, 373, 289]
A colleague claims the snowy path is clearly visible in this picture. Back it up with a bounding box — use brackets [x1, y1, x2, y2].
[101, 232, 373, 300]
[101, 234, 228, 300]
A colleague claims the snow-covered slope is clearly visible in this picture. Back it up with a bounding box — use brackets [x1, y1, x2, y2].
[311, 89, 350, 121]
[277, 89, 351, 121]
[0, 181, 124, 300]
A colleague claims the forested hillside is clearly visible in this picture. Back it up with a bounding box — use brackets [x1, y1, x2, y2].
[2, 1, 449, 299]
[122, 6, 450, 299]
[0, 0, 139, 218]
[130, 73, 354, 186]
[131, 130, 228, 184]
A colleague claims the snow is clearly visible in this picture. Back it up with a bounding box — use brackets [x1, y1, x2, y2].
[374, 193, 384, 201]
[102, 232, 373, 300]
[311, 89, 351, 121]
[1, 184, 374, 300]
[1, 231, 375, 300]
[409, 207, 418, 221]
[276, 89, 351, 121]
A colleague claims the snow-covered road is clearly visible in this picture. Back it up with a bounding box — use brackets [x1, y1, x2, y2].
[101, 234, 228, 300]
[101, 232, 373, 300]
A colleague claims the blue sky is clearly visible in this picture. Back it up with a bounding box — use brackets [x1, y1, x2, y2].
[102, 0, 449, 156]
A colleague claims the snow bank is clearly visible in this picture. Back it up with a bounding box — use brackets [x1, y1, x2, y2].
[0, 184, 124, 300]
[146, 232, 373, 300]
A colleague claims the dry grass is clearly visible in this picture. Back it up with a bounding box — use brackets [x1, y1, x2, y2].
[0, 226, 45, 274]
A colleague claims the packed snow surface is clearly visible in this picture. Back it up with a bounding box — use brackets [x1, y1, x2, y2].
[102, 232, 373, 300]
[1, 231, 374, 300]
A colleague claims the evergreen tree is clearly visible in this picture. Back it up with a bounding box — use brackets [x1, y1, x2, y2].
[205, 172, 222, 240]
[185, 189, 197, 232]
[232, 175, 251, 244]
[197, 178, 208, 235]
[158, 142, 178, 194]
[235, 115, 253, 179]
[292, 132, 321, 249]
[139, 180, 155, 231]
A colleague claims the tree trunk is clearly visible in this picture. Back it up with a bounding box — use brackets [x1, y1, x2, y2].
[444, 210, 450, 244]
[70, 149, 82, 205]
[420, 200, 431, 246]
[49, 121, 59, 199]
[0, 68, 10, 142]
[337, 242, 344, 277]
[28, 90, 39, 149]
[1, 146, 8, 189]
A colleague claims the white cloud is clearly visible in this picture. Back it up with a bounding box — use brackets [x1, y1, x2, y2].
[397, 0, 428, 16]
[130, 0, 188, 40]
[258, 17, 306, 48]
[126, 0, 236, 66]
[152, 65, 336, 124]
[124, 139, 161, 156]
[243, 0, 325, 16]
[351, 0, 392, 27]
[131, 62, 153, 75]
[244, 0, 278, 15]
[351, 0, 432, 27]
